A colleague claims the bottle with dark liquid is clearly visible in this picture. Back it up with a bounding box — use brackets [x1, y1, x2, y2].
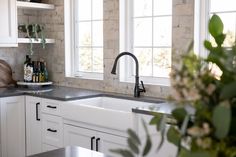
[43, 62, 48, 82]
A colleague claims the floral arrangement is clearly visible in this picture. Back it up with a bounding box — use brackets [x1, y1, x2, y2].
[112, 15, 236, 157]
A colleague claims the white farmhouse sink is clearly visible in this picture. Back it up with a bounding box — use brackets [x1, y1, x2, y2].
[61, 97, 162, 131]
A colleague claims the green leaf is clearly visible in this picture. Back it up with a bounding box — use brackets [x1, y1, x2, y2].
[127, 138, 139, 154]
[142, 119, 152, 156]
[172, 108, 187, 123]
[110, 149, 134, 157]
[220, 82, 236, 99]
[204, 40, 213, 51]
[213, 102, 231, 139]
[209, 14, 224, 38]
[179, 149, 216, 157]
[149, 114, 162, 125]
[127, 129, 141, 145]
[157, 125, 165, 151]
[142, 135, 151, 156]
[167, 126, 181, 147]
[215, 34, 226, 46]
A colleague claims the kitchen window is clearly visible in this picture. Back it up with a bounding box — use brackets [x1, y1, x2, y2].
[120, 0, 172, 85]
[65, 0, 103, 80]
[195, 0, 236, 57]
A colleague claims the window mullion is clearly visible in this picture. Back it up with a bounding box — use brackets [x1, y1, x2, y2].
[151, 0, 154, 77]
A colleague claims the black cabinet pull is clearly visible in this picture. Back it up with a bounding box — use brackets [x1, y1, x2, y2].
[91, 136, 95, 150]
[47, 128, 57, 133]
[47, 105, 57, 109]
[96, 138, 100, 152]
[36, 102, 40, 121]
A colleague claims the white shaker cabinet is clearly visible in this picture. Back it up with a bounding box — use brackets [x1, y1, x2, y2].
[0, 0, 17, 47]
[64, 124, 127, 157]
[0, 96, 25, 157]
[25, 96, 42, 156]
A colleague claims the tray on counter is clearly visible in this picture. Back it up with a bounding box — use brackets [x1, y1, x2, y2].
[17, 81, 53, 87]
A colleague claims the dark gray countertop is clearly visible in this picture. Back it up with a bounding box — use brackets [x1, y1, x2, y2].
[28, 146, 108, 157]
[0, 85, 164, 102]
[0, 85, 168, 115]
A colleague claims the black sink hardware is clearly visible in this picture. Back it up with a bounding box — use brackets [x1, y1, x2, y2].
[47, 128, 57, 133]
[36, 102, 40, 121]
[91, 136, 95, 150]
[111, 52, 146, 97]
[47, 105, 57, 109]
[96, 138, 100, 151]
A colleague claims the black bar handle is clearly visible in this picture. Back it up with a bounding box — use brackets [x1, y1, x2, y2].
[96, 138, 100, 152]
[47, 105, 57, 109]
[36, 102, 40, 121]
[47, 128, 57, 133]
[91, 136, 95, 150]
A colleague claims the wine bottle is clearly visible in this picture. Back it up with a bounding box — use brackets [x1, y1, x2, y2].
[43, 62, 48, 82]
[25, 58, 33, 82]
[24, 55, 30, 82]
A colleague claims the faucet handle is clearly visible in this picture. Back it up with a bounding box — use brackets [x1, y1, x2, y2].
[140, 81, 146, 93]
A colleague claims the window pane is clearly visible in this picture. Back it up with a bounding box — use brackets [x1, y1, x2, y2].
[210, 0, 236, 12]
[134, 18, 152, 46]
[79, 48, 92, 72]
[92, 21, 103, 46]
[134, 0, 152, 17]
[153, 17, 172, 46]
[78, 0, 91, 21]
[92, 0, 103, 20]
[93, 48, 103, 73]
[79, 22, 92, 46]
[134, 48, 152, 76]
[153, 48, 171, 77]
[154, 0, 172, 16]
[219, 13, 236, 47]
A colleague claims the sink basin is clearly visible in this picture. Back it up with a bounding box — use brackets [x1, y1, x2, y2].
[71, 97, 159, 112]
[62, 97, 163, 131]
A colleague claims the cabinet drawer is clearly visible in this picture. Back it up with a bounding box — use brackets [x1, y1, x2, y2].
[42, 114, 63, 147]
[42, 99, 61, 116]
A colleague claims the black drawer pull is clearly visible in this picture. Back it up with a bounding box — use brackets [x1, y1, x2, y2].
[47, 105, 57, 109]
[36, 102, 40, 121]
[47, 128, 57, 133]
[96, 138, 100, 152]
[91, 136, 95, 150]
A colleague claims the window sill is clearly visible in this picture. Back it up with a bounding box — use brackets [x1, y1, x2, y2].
[66, 73, 103, 81]
[120, 76, 170, 86]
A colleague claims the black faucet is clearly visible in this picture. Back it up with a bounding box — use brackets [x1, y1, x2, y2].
[111, 52, 146, 97]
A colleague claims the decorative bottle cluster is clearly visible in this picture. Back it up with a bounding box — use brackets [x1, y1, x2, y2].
[24, 55, 48, 83]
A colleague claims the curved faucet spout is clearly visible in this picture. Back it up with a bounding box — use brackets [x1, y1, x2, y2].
[111, 52, 145, 97]
[111, 52, 139, 76]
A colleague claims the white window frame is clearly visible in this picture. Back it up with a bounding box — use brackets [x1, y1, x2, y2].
[194, 0, 210, 58]
[194, 0, 236, 57]
[64, 0, 103, 80]
[119, 0, 171, 86]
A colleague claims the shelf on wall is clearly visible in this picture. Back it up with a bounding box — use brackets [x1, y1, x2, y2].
[17, 38, 55, 44]
[16, 1, 55, 10]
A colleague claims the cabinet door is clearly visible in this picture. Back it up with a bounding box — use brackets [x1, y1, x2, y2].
[97, 132, 127, 157]
[0, 0, 17, 47]
[64, 125, 97, 151]
[26, 96, 42, 156]
[0, 96, 25, 157]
